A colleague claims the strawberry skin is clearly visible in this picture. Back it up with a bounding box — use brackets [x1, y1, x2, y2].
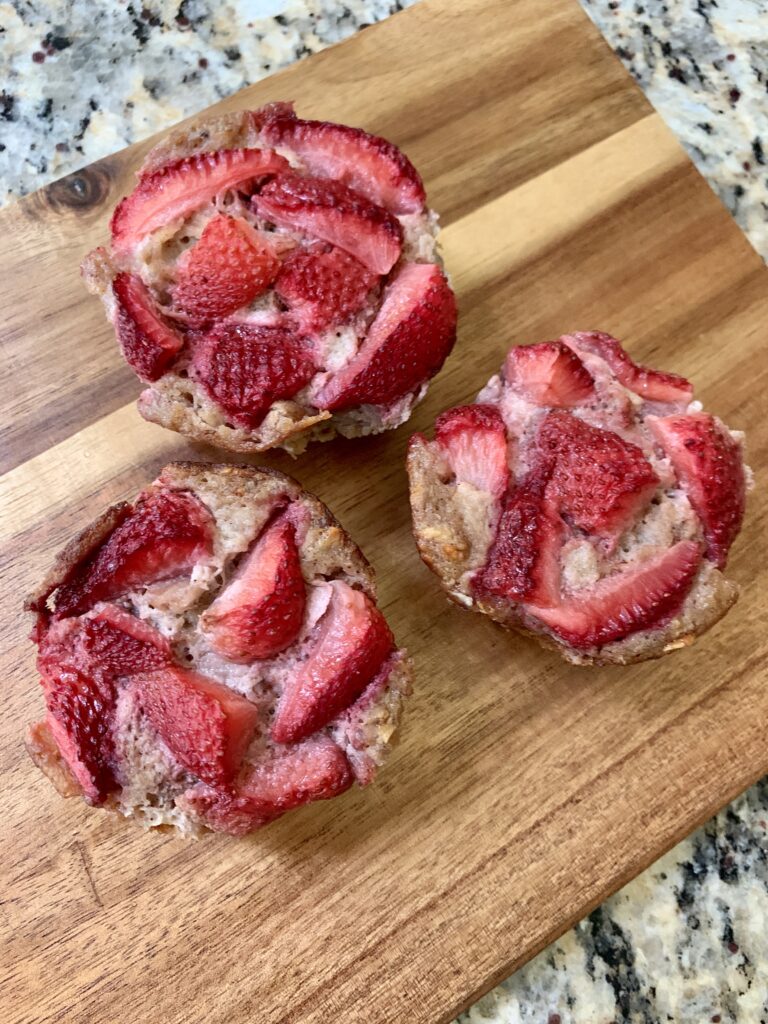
[272, 581, 394, 744]
[649, 413, 746, 568]
[192, 321, 315, 429]
[253, 172, 403, 275]
[55, 490, 214, 617]
[273, 245, 377, 332]
[505, 341, 595, 407]
[80, 604, 174, 676]
[202, 516, 306, 663]
[563, 331, 693, 404]
[528, 540, 701, 648]
[129, 666, 259, 786]
[110, 147, 289, 253]
[313, 263, 457, 411]
[172, 214, 279, 326]
[113, 273, 184, 382]
[260, 103, 426, 215]
[434, 404, 510, 498]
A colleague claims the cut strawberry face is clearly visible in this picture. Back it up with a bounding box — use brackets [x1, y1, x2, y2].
[55, 490, 215, 617]
[505, 341, 595, 407]
[81, 604, 174, 677]
[313, 263, 457, 411]
[648, 413, 746, 568]
[563, 332, 693, 404]
[172, 214, 279, 326]
[272, 581, 394, 744]
[129, 666, 259, 786]
[253, 172, 403, 275]
[435, 404, 510, 499]
[260, 104, 426, 215]
[528, 540, 701, 648]
[110, 147, 289, 253]
[202, 516, 306, 663]
[537, 411, 659, 539]
[273, 245, 378, 332]
[192, 321, 315, 429]
[113, 273, 184, 382]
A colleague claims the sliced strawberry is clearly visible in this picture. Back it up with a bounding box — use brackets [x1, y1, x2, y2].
[435, 404, 510, 499]
[111, 147, 288, 253]
[253, 172, 403, 275]
[505, 341, 595, 407]
[172, 214, 279, 326]
[55, 490, 214, 617]
[202, 516, 306, 663]
[313, 263, 456, 411]
[81, 604, 173, 676]
[180, 736, 352, 836]
[192, 321, 315, 429]
[563, 331, 693, 404]
[537, 411, 659, 539]
[528, 540, 701, 648]
[129, 666, 259, 786]
[273, 244, 377, 332]
[272, 581, 394, 744]
[648, 413, 745, 568]
[260, 104, 426, 215]
[113, 273, 184, 382]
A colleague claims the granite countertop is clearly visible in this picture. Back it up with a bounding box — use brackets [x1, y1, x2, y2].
[1, 1, 766, 1020]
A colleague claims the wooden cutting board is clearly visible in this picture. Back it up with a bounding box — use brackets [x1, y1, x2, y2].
[1, 1, 766, 1021]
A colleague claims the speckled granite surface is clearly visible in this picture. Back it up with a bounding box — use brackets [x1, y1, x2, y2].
[1, 1, 766, 1021]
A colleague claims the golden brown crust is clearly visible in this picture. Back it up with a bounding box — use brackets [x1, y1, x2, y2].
[25, 721, 81, 798]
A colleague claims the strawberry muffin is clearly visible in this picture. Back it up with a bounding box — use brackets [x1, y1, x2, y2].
[25, 463, 412, 836]
[82, 103, 456, 455]
[408, 331, 750, 665]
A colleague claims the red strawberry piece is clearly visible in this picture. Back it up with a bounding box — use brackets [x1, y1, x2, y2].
[648, 413, 745, 568]
[537, 411, 659, 539]
[253, 172, 403, 274]
[505, 341, 595, 407]
[313, 263, 457, 411]
[129, 666, 259, 786]
[472, 468, 563, 607]
[272, 581, 394, 744]
[55, 490, 215, 617]
[180, 735, 353, 836]
[192, 321, 315, 429]
[260, 104, 426, 215]
[110, 147, 289, 253]
[563, 331, 693, 404]
[81, 604, 174, 676]
[113, 273, 184, 382]
[435, 404, 510, 499]
[528, 539, 701, 648]
[273, 244, 377, 332]
[202, 516, 306, 663]
[172, 214, 279, 326]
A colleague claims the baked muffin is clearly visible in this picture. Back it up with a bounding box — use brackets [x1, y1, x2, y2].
[25, 463, 412, 836]
[408, 331, 750, 665]
[82, 103, 456, 455]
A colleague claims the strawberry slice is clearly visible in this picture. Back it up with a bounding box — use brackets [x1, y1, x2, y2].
[260, 103, 426, 215]
[505, 341, 595, 407]
[129, 666, 259, 786]
[273, 245, 378, 332]
[563, 331, 693, 404]
[180, 735, 353, 836]
[202, 516, 306, 663]
[55, 490, 214, 617]
[271, 581, 394, 744]
[253, 172, 403, 275]
[313, 263, 457, 411]
[81, 604, 174, 676]
[192, 321, 315, 429]
[172, 214, 279, 326]
[110, 147, 289, 253]
[537, 411, 659, 539]
[435, 404, 510, 499]
[113, 273, 184, 382]
[648, 413, 746, 568]
[528, 540, 701, 648]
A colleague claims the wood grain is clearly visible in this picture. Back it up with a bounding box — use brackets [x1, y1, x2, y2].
[1, 1, 767, 1022]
